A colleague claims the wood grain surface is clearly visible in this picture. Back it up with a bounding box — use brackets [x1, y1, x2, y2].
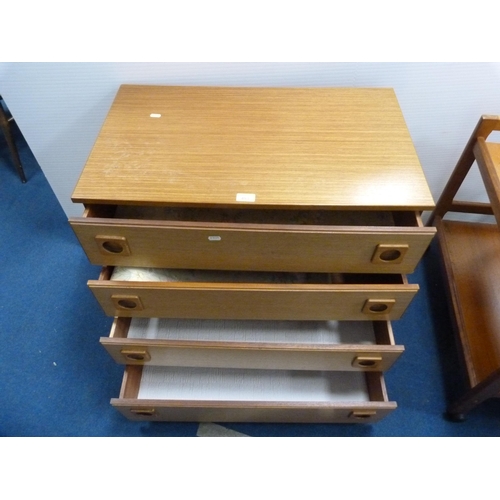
[72, 85, 434, 209]
[438, 218, 500, 386]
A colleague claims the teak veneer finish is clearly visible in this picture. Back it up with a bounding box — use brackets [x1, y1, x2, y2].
[72, 86, 434, 210]
[71, 85, 435, 423]
[89, 266, 417, 320]
[112, 365, 395, 423]
[70, 206, 434, 274]
[101, 317, 404, 371]
[429, 115, 500, 420]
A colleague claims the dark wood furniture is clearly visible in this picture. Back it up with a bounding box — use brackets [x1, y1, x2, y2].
[428, 115, 500, 420]
[0, 95, 27, 183]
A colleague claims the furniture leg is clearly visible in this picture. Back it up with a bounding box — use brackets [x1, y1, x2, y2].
[446, 367, 500, 421]
[0, 101, 27, 183]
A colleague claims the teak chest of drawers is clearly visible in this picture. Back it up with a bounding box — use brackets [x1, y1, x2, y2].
[70, 85, 435, 423]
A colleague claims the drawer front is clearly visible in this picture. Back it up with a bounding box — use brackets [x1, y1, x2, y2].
[89, 273, 419, 321]
[70, 214, 435, 274]
[112, 400, 396, 423]
[111, 366, 396, 423]
[101, 318, 404, 371]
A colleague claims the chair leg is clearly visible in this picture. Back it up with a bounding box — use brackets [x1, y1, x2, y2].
[0, 102, 27, 183]
[2, 119, 27, 183]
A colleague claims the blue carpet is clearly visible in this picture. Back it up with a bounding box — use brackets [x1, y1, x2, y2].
[2, 121, 500, 437]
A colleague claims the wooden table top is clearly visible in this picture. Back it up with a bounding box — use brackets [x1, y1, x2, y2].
[72, 85, 435, 210]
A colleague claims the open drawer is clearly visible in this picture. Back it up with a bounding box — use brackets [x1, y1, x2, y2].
[101, 317, 404, 371]
[70, 205, 435, 273]
[111, 365, 397, 423]
[89, 267, 419, 320]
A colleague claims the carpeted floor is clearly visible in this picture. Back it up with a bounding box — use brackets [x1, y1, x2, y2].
[2, 119, 500, 437]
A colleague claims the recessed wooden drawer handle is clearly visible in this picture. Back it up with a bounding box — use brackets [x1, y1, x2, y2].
[95, 235, 131, 256]
[371, 244, 409, 264]
[352, 356, 383, 369]
[130, 409, 156, 417]
[120, 349, 151, 362]
[111, 295, 144, 311]
[349, 411, 377, 420]
[362, 299, 396, 315]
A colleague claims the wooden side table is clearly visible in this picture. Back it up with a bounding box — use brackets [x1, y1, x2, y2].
[428, 115, 500, 421]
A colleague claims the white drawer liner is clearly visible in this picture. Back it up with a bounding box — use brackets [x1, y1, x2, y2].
[111, 266, 309, 283]
[127, 318, 376, 345]
[137, 366, 370, 402]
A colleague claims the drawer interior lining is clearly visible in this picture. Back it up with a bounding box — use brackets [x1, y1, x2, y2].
[137, 366, 370, 402]
[126, 318, 377, 345]
[111, 267, 311, 283]
[109, 267, 405, 285]
[113, 205, 396, 227]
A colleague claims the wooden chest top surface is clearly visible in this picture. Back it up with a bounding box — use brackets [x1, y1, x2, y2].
[72, 85, 434, 210]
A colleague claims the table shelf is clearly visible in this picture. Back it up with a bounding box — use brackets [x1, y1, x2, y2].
[429, 115, 500, 420]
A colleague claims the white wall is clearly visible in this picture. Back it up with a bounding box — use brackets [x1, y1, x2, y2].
[1, 62, 499, 217]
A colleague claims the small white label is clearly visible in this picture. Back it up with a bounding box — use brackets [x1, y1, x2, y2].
[236, 193, 256, 202]
[208, 236, 222, 241]
[150, 113, 162, 118]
